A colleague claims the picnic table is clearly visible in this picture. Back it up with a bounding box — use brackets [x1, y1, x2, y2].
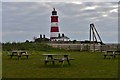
[103, 50, 120, 59]
[8, 50, 29, 59]
[42, 54, 74, 66]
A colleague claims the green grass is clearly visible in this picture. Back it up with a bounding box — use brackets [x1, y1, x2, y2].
[2, 51, 118, 78]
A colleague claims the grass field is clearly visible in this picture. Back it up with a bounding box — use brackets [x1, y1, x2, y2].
[2, 51, 118, 78]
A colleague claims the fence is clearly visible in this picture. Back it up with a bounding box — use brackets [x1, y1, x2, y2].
[48, 43, 120, 52]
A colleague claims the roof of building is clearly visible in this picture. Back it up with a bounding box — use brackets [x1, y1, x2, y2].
[52, 36, 69, 39]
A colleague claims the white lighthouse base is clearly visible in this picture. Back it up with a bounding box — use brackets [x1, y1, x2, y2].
[50, 32, 59, 38]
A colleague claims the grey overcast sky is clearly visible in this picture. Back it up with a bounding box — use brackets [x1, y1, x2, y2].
[1, 1, 119, 43]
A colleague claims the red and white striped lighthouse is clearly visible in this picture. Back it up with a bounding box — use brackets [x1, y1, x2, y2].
[50, 8, 59, 41]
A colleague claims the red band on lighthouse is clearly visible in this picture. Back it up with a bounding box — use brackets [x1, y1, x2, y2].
[51, 16, 58, 22]
[51, 27, 59, 32]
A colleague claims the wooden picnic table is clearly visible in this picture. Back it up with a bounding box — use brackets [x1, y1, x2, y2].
[103, 50, 120, 59]
[42, 54, 74, 66]
[9, 50, 29, 59]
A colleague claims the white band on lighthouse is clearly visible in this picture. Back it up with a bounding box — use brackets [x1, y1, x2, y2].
[51, 22, 58, 27]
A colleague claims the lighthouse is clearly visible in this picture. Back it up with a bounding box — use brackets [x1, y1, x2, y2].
[50, 8, 59, 41]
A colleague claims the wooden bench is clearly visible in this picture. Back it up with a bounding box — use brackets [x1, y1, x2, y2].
[104, 54, 116, 59]
[19, 51, 29, 59]
[57, 58, 74, 66]
[114, 51, 120, 55]
[42, 54, 74, 66]
[103, 50, 116, 59]
[9, 50, 29, 59]
[44, 58, 74, 65]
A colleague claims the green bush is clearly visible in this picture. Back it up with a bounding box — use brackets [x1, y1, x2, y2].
[2, 42, 65, 52]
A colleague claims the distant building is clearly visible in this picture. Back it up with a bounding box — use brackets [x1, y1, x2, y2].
[34, 34, 49, 42]
[51, 33, 69, 41]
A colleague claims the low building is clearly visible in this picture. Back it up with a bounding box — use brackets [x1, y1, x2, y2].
[50, 33, 69, 41]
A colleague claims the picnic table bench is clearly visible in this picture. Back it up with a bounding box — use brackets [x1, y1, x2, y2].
[103, 50, 120, 59]
[42, 54, 74, 66]
[8, 50, 29, 59]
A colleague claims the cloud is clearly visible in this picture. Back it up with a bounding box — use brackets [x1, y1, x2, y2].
[2, 2, 118, 43]
[2, 0, 120, 2]
[71, 1, 82, 4]
[83, 6, 97, 10]
[110, 8, 118, 13]
[102, 14, 108, 17]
